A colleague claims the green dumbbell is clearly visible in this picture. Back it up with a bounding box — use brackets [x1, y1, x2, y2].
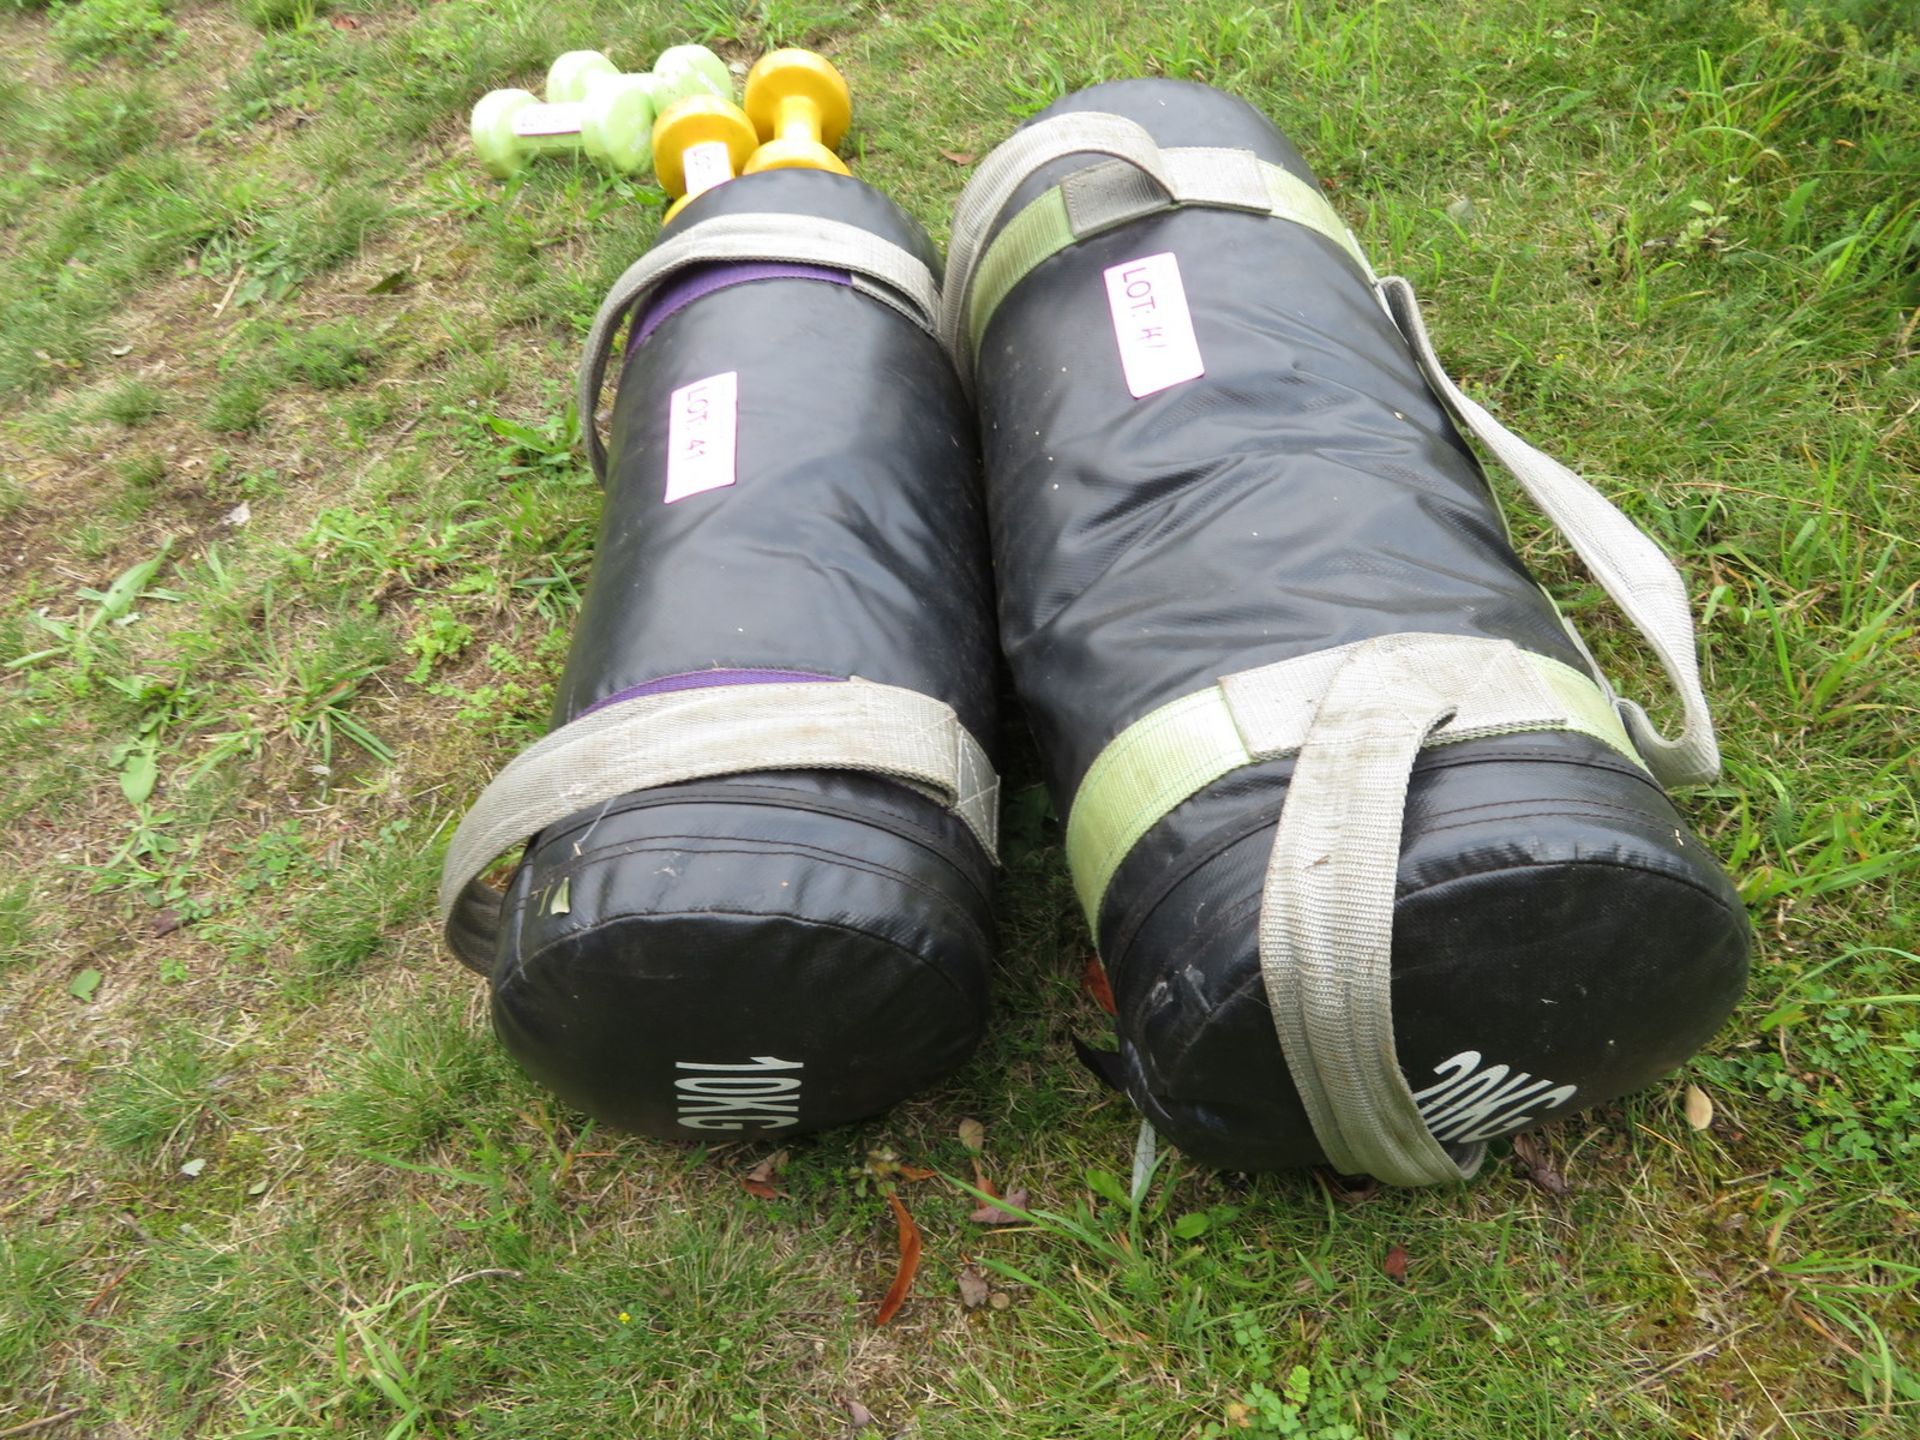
[470, 82, 656, 178]
[547, 44, 732, 113]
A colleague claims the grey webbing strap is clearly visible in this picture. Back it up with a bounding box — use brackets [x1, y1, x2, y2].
[1378, 275, 1721, 788]
[579, 214, 942, 482]
[1056, 146, 1272, 234]
[943, 120, 1377, 380]
[1060, 147, 1364, 269]
[942, 112, 1173, 370]
[439, 679, 1001, 972]
[1244, 634, 1570, 1186]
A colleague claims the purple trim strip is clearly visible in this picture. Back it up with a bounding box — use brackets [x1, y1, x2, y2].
[629, 263, 851, 355]
[577, 667, 845, 719]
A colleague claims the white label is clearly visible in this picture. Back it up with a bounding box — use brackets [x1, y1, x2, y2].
[682, 140, 733, 198]
[1411, 1050, 1579, 1145]
[663, 370, 738, 503]
[1102, 250, 1204, 398]
[510, 101, 586, 138]
[675, 1056, 802, 1131]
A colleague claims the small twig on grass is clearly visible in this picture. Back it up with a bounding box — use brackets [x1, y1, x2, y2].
[1629, 1321, 1762, 1390]
[211, 267, 245, 318]
[1785, 1297, 1864, 1361]
[0, 1407, 85, 1439]
[1882, 392, 1920, 442]
[84, 1259, 144, 1315]
[439, 1268, 523, 1289]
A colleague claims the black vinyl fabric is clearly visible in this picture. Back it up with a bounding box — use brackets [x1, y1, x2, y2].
[973, 81, 1750, 1173]
[490, 170, 999, 1140]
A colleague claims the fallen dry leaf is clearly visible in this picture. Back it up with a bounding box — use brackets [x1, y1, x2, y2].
[957, 1117, 985, 1154]
[741, 1149, 788, 1198]
[1081, 955, 1118, 1016]
[843, 1397, 876, 1429]
[866, 1150, 936, 1183]
[1510, 1132, 1571, 1198]
[874, 1192, 922, 1327]
[970, 1188, 1028, 1225]
[939, 149, 976, 166]
[1317, 1168, 1381, 1205]
[1684, 1084, 1714, 1131]
[1383, 1244, 1410, 1285]
[744, 1150, 789, 1184]
[957, 1265, 990, 1309]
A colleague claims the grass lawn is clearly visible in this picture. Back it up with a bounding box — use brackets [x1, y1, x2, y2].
[1, 0, 1915, 1435]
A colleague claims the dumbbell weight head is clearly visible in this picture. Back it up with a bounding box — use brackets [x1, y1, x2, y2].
[546, 50, 625, 104]
[577, 76, 657, 172]
[742, 49, 852, 176]
[652, 94, 758, 223]
[550, 45, 729, 109]
[652, 44, 733, 109]
[547, 51, 666, 176]
[471, 89, 544, 178]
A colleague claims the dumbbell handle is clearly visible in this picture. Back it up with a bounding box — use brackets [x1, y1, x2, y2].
[767, 94, 832, 152]
[681, 141, 736, 198]
[511, 100, 591, 142]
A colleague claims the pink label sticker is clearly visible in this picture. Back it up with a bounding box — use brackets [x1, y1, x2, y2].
[682, 140, 732, 198]
[664, 371, 739, 504]
[510, 101, 586, 138]
[1102, 251, 1205, 398]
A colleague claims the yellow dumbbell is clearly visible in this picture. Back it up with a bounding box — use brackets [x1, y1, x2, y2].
[653, 94, 759, 224]
[742, 49, 852, 176]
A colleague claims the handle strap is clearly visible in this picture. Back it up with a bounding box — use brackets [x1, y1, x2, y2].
[942, 111, 1175, 381]
[1250, 634, 1575, 1185]
[1377, 275, 1720, 787]
[439, 679, 1000, 974]
[580, 213, 942, 482]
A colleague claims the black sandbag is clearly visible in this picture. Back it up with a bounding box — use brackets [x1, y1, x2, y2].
[469, 170, 999, 1139]
[964, 80, 1749, 1174]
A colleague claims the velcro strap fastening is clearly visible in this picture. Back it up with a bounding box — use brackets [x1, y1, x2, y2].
[942, 111, 1175, 379]
[1218, 636, 1561, 755]
[439, 679, 1000, 974]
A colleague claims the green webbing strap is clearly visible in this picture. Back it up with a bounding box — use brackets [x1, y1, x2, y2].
[1063, 640, 1641, 929]
[959, 148, 1373, 367]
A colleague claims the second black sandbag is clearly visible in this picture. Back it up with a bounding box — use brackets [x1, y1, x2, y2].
[945, 80, 1749, 1180]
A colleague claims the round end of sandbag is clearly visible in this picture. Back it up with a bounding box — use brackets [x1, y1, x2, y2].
[484, 778, 995, 1141]
[1102, 751, 1752, 1175]
[491, 908, 986, 1139]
